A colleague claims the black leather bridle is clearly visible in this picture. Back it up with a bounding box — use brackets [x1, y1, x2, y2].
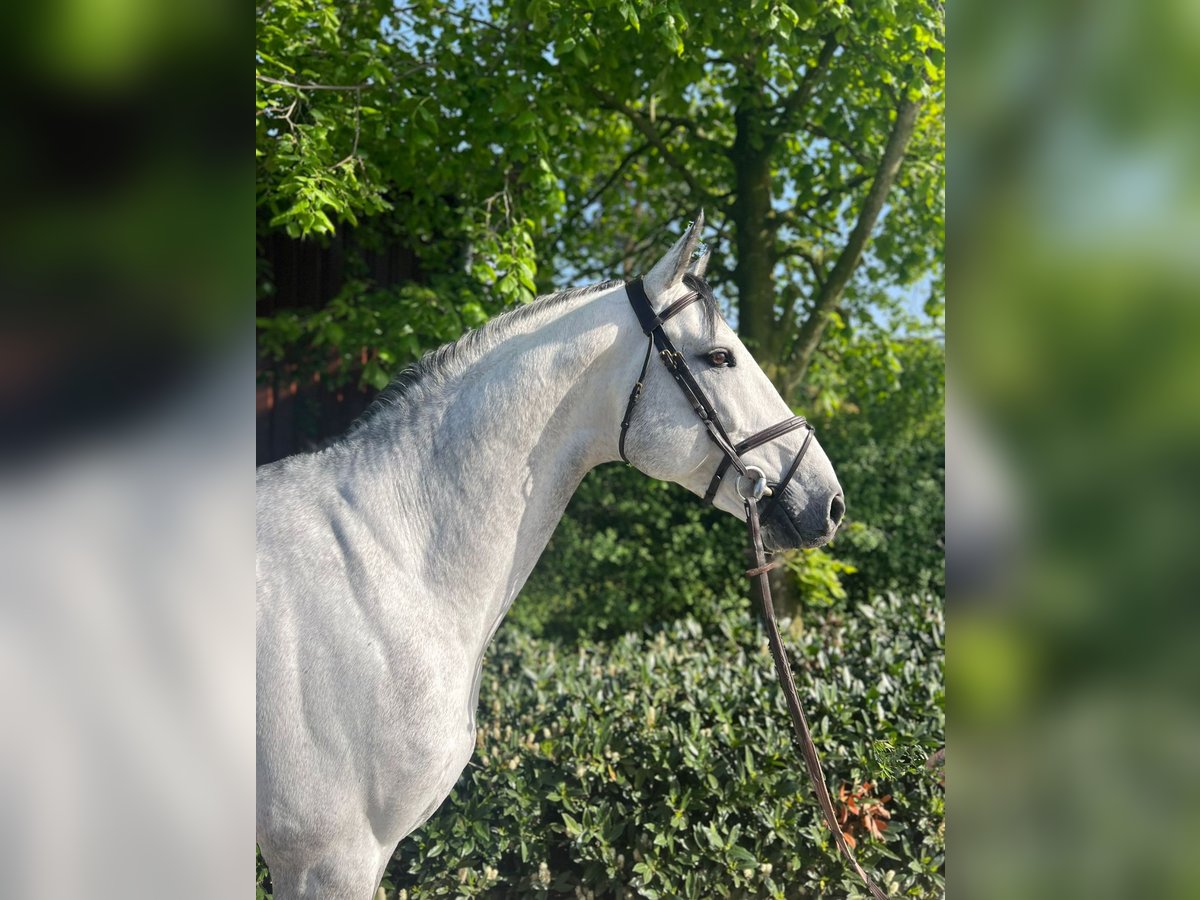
[617, 277, 815, 513]
[617, 276, 891, 900]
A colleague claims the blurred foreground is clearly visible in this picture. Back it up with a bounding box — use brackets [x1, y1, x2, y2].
[0, 1, 249, 898]
[952, 0, 1200, 896]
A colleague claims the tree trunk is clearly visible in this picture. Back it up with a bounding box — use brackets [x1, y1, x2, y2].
[767, 565, 802, 619]
[731, 99, 805, 611]
[731, 94, 813, 608]
[731, 103, 780, 365]
[731, 90, 924, 614]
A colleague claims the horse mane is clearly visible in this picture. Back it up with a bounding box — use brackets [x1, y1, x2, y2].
[335, 273, 721, 444]
[339, 279, 623, 439]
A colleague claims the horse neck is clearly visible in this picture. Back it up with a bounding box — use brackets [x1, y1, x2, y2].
[347, 285, 636, 643]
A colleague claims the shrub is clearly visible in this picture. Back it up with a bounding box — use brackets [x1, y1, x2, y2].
[517, 333, 946, 644]
[809, 331, 945, 602]
[512, 467, 749, 641]
[386, 592, 944, 899]
[516, 467, 864, 644]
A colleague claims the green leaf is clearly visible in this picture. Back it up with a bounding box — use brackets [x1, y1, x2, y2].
[728, 845, 757, 865]
[562, 812, 582, 837]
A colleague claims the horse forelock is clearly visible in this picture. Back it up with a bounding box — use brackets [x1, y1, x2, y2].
[680, 273, 721, 340]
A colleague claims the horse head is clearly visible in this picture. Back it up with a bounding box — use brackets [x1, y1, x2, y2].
[619, 213, 845, 551]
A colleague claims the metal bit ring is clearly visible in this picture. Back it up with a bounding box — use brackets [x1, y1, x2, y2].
[736, 466, 772, 502]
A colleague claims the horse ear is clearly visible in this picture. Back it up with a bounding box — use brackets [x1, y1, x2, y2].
[644, 211, 705, 301]
[688, 247, 711, 279]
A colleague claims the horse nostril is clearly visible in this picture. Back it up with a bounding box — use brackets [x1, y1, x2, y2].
[829, 492, 845, 526]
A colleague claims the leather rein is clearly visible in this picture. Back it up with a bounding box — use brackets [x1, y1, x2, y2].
[618, 277, 890, 900]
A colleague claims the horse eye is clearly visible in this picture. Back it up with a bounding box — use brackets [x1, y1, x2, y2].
[705, 349, 734, 367]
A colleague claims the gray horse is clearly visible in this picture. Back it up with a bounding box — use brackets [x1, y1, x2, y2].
[256, 215, 844, 897]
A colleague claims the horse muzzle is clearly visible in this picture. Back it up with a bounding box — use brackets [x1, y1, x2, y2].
[759, 485, 845, 551]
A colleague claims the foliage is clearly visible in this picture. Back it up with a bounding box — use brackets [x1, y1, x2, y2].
[257, 0, 554, 382]
[784, 547, 858, 607]
[517, 462, 870, 642]
[256, 847, 272, 899]
[807, 320, 945, 598]
[256, 0, 396, 236]
[255, 202, 544, 389]
[254, 5, 945, 895]
[385, 593, 944, 898]
[512, 466, 747, 640]
[516, 0, 945, 380]
[256, 0, 944, 393]
[258, 272, 509, 391]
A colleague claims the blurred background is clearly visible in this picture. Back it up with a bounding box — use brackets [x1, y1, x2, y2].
[0, 1, 248, 899]
[0, 0, 1195, 896]
[952, 0, 1200, 896]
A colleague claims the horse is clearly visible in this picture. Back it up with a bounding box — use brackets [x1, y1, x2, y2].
[256, 213, 845, 898]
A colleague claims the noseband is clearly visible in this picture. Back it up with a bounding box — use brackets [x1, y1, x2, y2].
[617, 277, 815, 516]
[616, 277, 891, 900]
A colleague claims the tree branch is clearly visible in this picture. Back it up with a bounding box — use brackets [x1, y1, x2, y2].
[803, 120, 873, 168]
[656, 115, 728, 152]
[555, 140, 653, 244]
[257, 58, 431, 94]
[790, 247, 827, 286]
[781, 92, 924, 392]
[591, 88, 723, 209]
[332, 95, 363, 169]
[257, 75, 367, 92]
[774, 172, 873, 233]
[611, 212, 676, 277]
[814, 173, 871, 207]
[767, 35, 838, 148]
[570, 199, 692, 281]
[580, 141, 653, 211]
[704, 50, 753, 72]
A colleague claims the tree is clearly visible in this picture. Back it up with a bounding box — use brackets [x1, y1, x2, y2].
[256, 0, 944, 399]
[540, 0, 945, 398]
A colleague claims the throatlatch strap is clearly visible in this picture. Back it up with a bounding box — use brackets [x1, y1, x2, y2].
[618, 335, 655, 465]
[745, 500, 891, 900]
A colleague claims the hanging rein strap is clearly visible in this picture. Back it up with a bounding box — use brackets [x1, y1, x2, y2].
[745, 496, 891, 900]
[618, 276, 891, 900]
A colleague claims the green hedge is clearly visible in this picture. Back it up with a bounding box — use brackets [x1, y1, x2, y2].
[514, 465, 873, 644]
[809, 332, 945, 603]
[818, 432, 944, 602]
[516, 335, 946, 644]
[512, 468, 749, 641]
[386, 592, 944, 899]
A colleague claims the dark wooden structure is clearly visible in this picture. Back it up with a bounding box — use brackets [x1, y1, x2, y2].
[256, 228, 423, 465]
